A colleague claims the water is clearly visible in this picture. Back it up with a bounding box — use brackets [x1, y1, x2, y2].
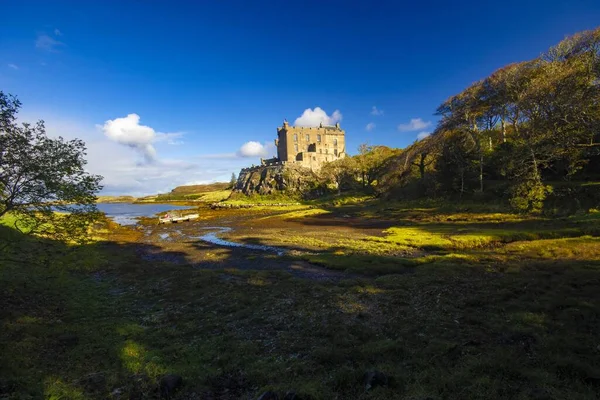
[192, 227, 286, 255]
[97, 203, 193, 225]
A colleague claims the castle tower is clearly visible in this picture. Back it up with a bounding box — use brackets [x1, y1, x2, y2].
[275, 119, 345, 171]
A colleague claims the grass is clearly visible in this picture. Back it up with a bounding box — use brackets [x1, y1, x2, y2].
[223, 192, 301, 205]
[1, 202, 600, 399]
[152, 189, 232, 203]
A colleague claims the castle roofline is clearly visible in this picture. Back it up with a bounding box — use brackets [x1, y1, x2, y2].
[277, 122, 343, 131]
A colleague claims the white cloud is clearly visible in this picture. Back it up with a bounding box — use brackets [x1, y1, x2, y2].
[100, 114, 158, 162]
[99, 114, 184, 163]
[366, 122, 376, 131]
[54, 28, 62, 36]
[398, 118, 432, 132]
[417, 132, 431, 140]
[35, 34, 65, 52]
[18, 112, 247, 196]
[8, 63, 18, 70]
[237, 141, 276, 158]
[294, 107, 342, 127]
[370, 106, 384, 116]
[155, 131, 185, 145]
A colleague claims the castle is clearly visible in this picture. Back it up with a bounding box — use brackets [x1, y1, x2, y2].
[261, 120, 346, 171]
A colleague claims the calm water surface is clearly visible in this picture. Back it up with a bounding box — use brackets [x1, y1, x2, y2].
[97, 203, 193, 225]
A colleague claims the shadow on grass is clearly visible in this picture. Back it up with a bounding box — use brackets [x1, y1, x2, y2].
[2, 222, 600, 399]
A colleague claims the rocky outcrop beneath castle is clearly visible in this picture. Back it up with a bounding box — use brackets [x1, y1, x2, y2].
[234, 164, 319, 195]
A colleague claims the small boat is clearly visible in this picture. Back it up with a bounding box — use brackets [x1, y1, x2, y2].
[158, 213, 199, 224]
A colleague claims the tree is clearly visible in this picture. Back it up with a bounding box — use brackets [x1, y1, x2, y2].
[229, 173, 237, 189]
[321, 157, 356, 194]
[379, 27, 600, 208]
[436, 81, 488, 192]
[355, 144, 398, 190]
[0, 92, 103, 243]
[435, 130, 478, 195]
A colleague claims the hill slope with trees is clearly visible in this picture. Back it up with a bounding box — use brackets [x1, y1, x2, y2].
[289, 27, 600, 214]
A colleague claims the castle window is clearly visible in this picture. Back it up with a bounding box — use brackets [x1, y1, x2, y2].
[317, 134, 321, 143]
[305, 134, 309, 142]
[334, 149, 338, 156]
[334, 138, 338, 147]
[325, 148, 328, 154]
[294, 134, 298, 142]
[294, 144, 298, 153]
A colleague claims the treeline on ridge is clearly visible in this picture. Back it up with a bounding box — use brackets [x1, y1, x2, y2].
[316, 27, 600, 214]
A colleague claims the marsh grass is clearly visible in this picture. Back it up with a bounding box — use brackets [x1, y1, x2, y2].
[1, 202, 600, 399]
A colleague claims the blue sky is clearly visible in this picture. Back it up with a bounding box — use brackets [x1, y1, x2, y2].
[1, 0, 599, 195]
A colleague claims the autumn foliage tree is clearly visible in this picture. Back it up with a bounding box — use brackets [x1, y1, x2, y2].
[378, 27, 600, 212]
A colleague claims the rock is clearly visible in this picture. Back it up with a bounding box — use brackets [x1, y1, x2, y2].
[363, 370, 389, 391]
[57, 333, 79, 346]
[283, 391, 299, 399]
[257, 391, 279, 400]
[160, 374, 183, 398]
[234, 164, 318, 196]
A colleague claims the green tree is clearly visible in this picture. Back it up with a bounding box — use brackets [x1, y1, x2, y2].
[321, 157, 356, 194]
[435, 130, 478, 195]
[436, 81, 488, 192]
[229, 172, 237, 189]
[355, 144, 398, 191]
[0, 92, 103, 243]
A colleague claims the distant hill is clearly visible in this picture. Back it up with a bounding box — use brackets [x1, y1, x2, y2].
[132, 182, 233, 203]
[169, 182, 230, 195]
[96, 195, 137, 203]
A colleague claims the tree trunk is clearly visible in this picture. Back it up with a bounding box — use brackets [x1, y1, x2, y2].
[501, 116, 507, 143]
[530, 148, 540, 180]
[479, 152, 484, 192]
[471, 121, 484, 193]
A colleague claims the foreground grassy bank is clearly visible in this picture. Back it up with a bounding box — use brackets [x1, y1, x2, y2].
[1, 201, 600, 399]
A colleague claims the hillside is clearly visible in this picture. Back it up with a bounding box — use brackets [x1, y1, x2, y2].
[169, 182, 230, 195]
[96, 195, 137, 203]
[136, 182, 232, 203]
[230, 28, 600, 216]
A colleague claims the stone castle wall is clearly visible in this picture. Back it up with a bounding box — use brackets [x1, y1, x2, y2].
[275, 121, 346, 171]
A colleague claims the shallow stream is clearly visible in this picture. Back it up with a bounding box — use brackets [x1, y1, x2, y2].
[192, 227, 287, 255]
